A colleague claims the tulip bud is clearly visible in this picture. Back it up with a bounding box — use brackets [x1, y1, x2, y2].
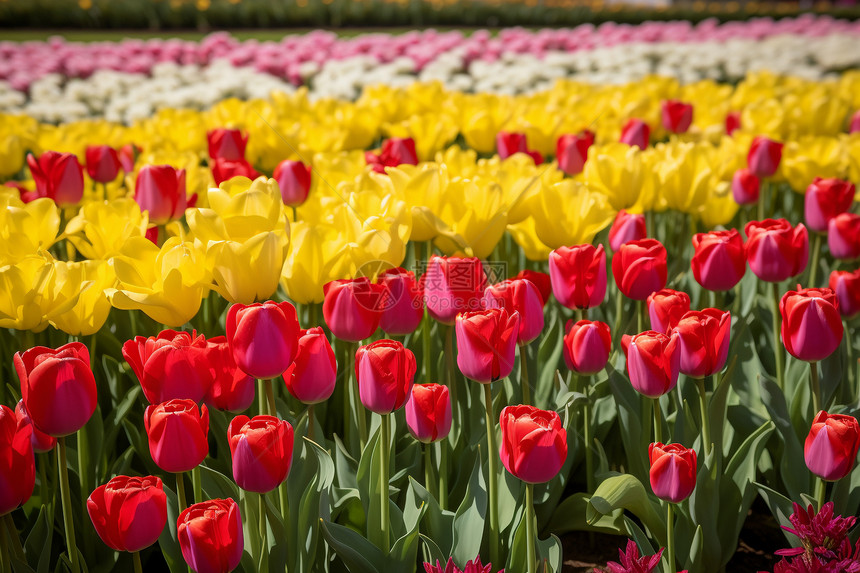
[323, 278, 385, 342]
[513, 270, 552, 306]
[422, 256, 485, 325]
[455, 308, 520, 384]
[144, 400, 209, 474]
[619, 118, 650, 149]
[691, 229, 747, 292]
[87, 476, 167, 552]
[134, 164, 191, 225]
[827, 213, 860, 261]
[27, 151, 84, 206]
[0, 404, 35, 516]
[829, 269, 860, 319]
[405, 383, 452, 443]
[207, 128, 248, 161]
[483, 278, 545, 344]
[499, 405, 568, 484]
[203, 336, 255, 413]
[623, 331, 681, 398]
[849, 110, 860, 134]
[178, 499, 244, 573]
[273, 159, 312, 206]
[556, 130, 595, 176]
[745, 219, 808, 283]
[85, 145, 123, 183]
[211, 158, 260, 186]
[355, 339, 417, 414]
[366, 137, 419, 172]
[804, 411, 860, 481]
[725, 111, 741, 136]
[14, 342, 97, 437]
[731, 168, 760, 205]
[661, 100, 693, 134]
[648, 442, 697, 503]
[780, 287, 843, 363]
[377, 267, 424, 336]
[226, 300, 300, 379]
[285, 327, 337, 405]
[228, 415, 294, 493]
[674, 309, 732, 378]
[646, 289, 691, 334]
[123, 329, 212, 405]
[562, 319, 611, 375]
[548, 244, 607, 310]
[608, 210, 647, 252]
[496, 131, 529, 159]
[747, 136, 783, 178]
[119, 143, 140, 173]
[804, 177, 854, 233]
[15, 400, 55, 453]
[612, 239, 668, 301]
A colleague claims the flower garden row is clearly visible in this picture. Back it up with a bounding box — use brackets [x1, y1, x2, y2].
[0, 68, 859, 573]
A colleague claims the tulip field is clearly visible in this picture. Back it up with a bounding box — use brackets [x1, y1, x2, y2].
[2, 14, 860, 573]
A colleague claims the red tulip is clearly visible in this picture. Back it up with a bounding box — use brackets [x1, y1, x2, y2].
[87, 475, 167, 552]
[804, 411, 860, 481]
[804, 177, 854, 233]
[562, 319, 611, 375]
[608, 210, 647, 252]
[177, 499, 243, 573]
[85, 145, 123, 183]
[612, 239, 668, 301]
[673, 309, 731, 378]
[207, 128, 248, 161]
[499, 405, 568, 484]
[661, 100, 693, 134]
[495, 131, 542, 164]
[26, 151, 84, 206]
[622, 331, 681, 398]
[355, 339, 417, 414]
[725, 111, 741, 136]
[780, 287, 843, 362]
[646, 289, 691, 334]
[14, 342, 97, 437]
[731, 168, 760, 206]
[377, 267, 424, 336]
[828, 213, 860, 260]
[284, 327, 337, 405]
[0, 405, 34, 516]
[119, 143, 140, 173]
[228, 415, 294, 493]
[482, 278, 545, 344]
[691, 229, 746, 292]
[323, 278, 385, 342]
[850, 110, 860, 134]
[405, 383, 452, 443]
[747, 136, 783, 178]
[134, 164, 193, 225]
[455, 308, 520, 384]
[211, 158, 260, 186]
[422, 255, 486, 325]
[745, 219, 808, 283]
[15, 400, 55, 453]
[556, 130, 595, 175]
[619, 118, 650, 149]
[648, 442, 697, 503]
[514, 269, 551, 306]
[365, 137, 419, 173]
[548, 244, 607, 310]
[829, 269, 860, 319]
[203, 336, 255, 413]
[273, 159, 312, 206]
[226, 300, 300, 379]
[144, 399, 209, 473]
[123, 329, 211, 405]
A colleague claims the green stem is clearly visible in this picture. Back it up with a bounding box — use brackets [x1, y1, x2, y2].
[666, 503, 675, 573]
[257, 378, 266, 418]
[77, 423, 89, 518]
[350, 343, 367, 449]
[614, 288, 623, 341]
[816, 477, 827, 512]
[1, 515, 9, 573]
[584, 378, 595, 493]
[757, 181, 766, 222]
[379, 413, 391, 553]
[133, 551, 143, 573]
[810, 362, 822, 415]
[525, 483, 537, 573]
[192, 467, 202, 505]
[696, 377, 712, 455]
[243, 491, 260, 572]
[307, 404, 315, 442]
[176, 472, 188, 514]
[445, 324, 458, 408]
[2, 515, 22, 561]
[483, 384, 500, 568]
[258, 493, 268, 573]
[278, 481, 291, 573]
[423, 311, 433, 384]
[264, 379, 277, 417]
[58, 437, 80, 573]
[291, 205, 297, 223]
[771, 282, 786, 389]
[519, 343, 531, 405]
[637, 299, 645, 333]
[653, 398, 664, 444]
[309, 303, 318, 328]
[438, 440, 448, 511]
[845, 322, 856, 402]
[38, 450, 49, 513]
[808, 233, 822, 287]
[423, 444, 436, 499]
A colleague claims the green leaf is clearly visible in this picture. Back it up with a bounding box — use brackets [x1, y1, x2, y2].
[320, 519, 385, 573]
[587, 474, 665, 545]
[606, 362, 649, 483]
[157, 484, 187, 573]
[756, 483, 800, 547]
[407, 478, 455, 558]
[355, 427, 383, 549]
[452, 454, 487, 567]
[547, 492, 625, 535]
[535, 309, 564, 409]
[291, 437, 336, 573]
[759, 377, 813, 500]
[387, 492, 425, 573]
[198, 465, 239, 500]
[420, 534, 447, 568]
[23, 505, 52, 573]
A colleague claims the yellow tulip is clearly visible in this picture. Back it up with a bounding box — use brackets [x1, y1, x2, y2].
[47, 259, 115, 336]
[457, 93, 515, 154]
[656, 141, 715, 214]
[697, 181, 739, 229]
[530, 180, 615, 249]
[0, 114, 37, 178]
[786, 86, 851, 138]
[508, 217, 553, 261]
[434, 177, 508, 259]
[280, 221, 348, 304]
[0, 255, 80, 332]
[0, 197, 60, 265]
[387, 163, 448, 242]
[206, 231, 289, 304]
[384, 112, 459, 161]
[583, 143, 647, 211]
[64, 198, 150, 260]
[740, 99, 785, 139]
[781, 136, 847, 192]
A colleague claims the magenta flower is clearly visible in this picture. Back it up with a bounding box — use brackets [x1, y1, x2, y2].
[595, 540, 663, 573]
[423, 557, 503, 573]
[775, 502, 857, 561]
